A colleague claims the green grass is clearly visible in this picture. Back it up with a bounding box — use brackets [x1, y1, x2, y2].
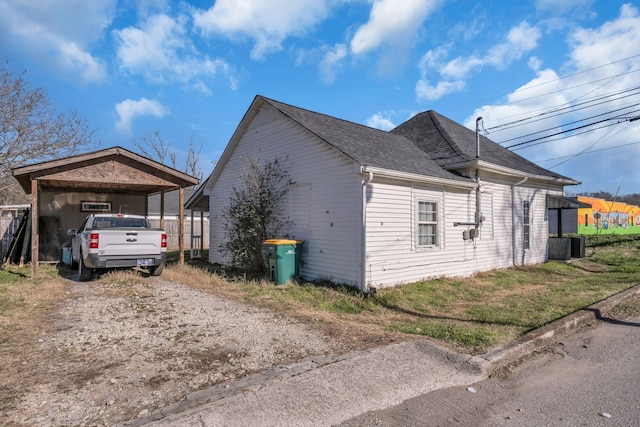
[578, 224, 640, 235]
[4, 234, 640, 355]
[180, 234, 640, 354]
[0, 265, 30, 285]
[391, 321, 503, 348]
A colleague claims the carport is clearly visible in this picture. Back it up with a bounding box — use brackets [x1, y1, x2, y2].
[11, 146, 199, 277]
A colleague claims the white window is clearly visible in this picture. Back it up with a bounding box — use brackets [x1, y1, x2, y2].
[81, 201, 111, 212]
[523, 200, 530, 250]
[417, 200, 438, 247]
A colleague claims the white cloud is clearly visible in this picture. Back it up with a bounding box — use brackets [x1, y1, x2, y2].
[486, 22, 541, 69]
[462, 5, 640, 194]
[451, 12, 485, 42]
[415, 46, 465, 100]
[416, 21, 541, 101]
[366, 113, 396, 131]
[193, 0, 331, 60]
[114, 13, 236, 92]
[528, 56, 543, 71]
[115, 98, 169, 133]
[0, 0, 114, 83]
[318, 44, 347, 84]
[350, 0, 442, 55]
[568, 3, 640, 71]
[416, 79, 466, 101]
[440, 56, 484, 80]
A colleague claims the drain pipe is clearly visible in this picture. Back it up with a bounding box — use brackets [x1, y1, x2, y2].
[511, 176, 528, 266]
[361, 167, 373, 292]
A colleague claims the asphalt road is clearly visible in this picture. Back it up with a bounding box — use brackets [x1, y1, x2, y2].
[340, 301, 640, 427]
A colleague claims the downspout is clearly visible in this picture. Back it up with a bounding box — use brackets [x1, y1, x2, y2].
[511, 176, 529, 266]
[361, 166, 373, 293]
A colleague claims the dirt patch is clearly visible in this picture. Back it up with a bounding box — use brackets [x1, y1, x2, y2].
[0, 275, 398, 426]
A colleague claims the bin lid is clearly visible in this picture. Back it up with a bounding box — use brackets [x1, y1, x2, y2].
[264, 239, 297, 245]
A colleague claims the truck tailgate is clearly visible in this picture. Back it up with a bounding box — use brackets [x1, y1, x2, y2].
[98, 230, 163, 256]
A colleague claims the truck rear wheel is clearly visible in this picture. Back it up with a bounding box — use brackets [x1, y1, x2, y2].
[150, 263, 164, 276]
[79, 254, 93, 282]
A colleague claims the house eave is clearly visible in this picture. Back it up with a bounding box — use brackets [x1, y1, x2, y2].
[361, 165, 476, 189]
[443, 159, 580, 186]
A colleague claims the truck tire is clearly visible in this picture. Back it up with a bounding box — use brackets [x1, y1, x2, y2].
[79, 254, 93, 282]
[150, 263, 164, 276]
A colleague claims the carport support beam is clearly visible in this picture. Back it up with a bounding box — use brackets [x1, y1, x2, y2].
[30, 179, 38, 279]
[179, 187, 185, 265]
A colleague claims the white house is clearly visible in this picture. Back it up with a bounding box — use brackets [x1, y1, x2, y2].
[203, 96, 580, 291]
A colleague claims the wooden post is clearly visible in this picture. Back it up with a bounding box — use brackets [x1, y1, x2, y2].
[200, 210, 204, 256]
[557, 209, 563, 238]
[179, 187, 184, 265]
[31, 179, 38, 279]
[160, 191, 165, 230]
[190, 208, 195, 259]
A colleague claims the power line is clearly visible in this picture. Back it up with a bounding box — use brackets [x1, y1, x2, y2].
[486, 85, 640, 134]
[502, 104, 640, 149]
[511, 121, 620, 151]
[445, 53, 640, 116]
[536, 140, 640, 163]
[546, 121, 625, 169]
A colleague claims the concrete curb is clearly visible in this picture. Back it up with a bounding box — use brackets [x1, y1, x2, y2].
[480, 283, 640, 371]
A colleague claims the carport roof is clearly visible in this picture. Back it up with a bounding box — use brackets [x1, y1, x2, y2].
[12, 146, 199, 195]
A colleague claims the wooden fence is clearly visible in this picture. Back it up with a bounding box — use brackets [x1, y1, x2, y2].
[147, 217, 210, 251]
[1, 206, 29, 261]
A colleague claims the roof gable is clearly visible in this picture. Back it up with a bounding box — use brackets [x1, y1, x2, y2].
[12, 146, 199, 194]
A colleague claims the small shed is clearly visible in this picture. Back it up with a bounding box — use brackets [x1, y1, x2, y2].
[11, 146, 199, 277]
[546, 194, 591, 260]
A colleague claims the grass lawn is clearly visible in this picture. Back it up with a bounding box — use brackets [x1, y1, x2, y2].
[3, 234, 640, 356]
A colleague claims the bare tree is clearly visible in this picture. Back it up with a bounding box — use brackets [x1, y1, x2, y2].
[134, 131, 204, 180]
[221, 157, 293, 273]
[185, 135, 203, 179]
[133, 131, 176, 168]
[0, 63, 96, 204]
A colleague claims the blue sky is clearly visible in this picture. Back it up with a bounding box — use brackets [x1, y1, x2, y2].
[1, 0, 639, 195]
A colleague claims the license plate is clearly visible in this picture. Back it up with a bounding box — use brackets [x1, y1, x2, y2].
[137, 258, 153, 267]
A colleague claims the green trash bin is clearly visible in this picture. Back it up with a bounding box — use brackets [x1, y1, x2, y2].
[264, 239, 298, 284]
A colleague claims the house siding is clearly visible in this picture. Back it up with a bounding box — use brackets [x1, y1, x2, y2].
[208, 106, 362, 286]
[205, 97, 576, 290]
[364, 175, 562, 288]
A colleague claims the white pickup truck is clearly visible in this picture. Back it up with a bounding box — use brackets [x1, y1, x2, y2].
[68, 214, 167, 281]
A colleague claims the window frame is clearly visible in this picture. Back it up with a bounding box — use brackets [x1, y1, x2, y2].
[416, 199, 439, 249]
[523, 200, 530, 250]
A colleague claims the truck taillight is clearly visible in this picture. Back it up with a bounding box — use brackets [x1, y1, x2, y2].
[161, 233, 167, 248]
[89, 233, 99, 249]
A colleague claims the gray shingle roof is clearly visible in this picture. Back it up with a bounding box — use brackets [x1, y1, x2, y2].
[391, 110, 574, 181]
[259, 96, 574, 184]
[261, 97, 469, 182]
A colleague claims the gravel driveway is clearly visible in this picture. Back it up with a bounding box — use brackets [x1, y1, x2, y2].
[4, 277, 350, 426]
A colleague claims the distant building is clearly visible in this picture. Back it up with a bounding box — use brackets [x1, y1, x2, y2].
[577, 196, 640, 234]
